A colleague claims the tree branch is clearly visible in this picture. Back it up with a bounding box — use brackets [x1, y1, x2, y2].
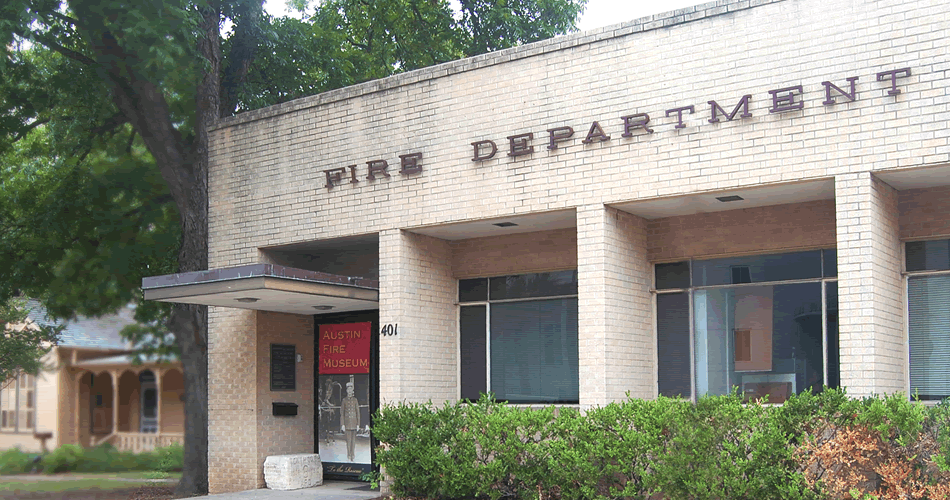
[221, 3, 262, 117]
[11, 118, 50, 143]
[11, 27, 97, 66]
[91, 112, 130, 137]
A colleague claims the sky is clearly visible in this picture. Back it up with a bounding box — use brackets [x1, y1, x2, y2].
[263, 0, 708, 32]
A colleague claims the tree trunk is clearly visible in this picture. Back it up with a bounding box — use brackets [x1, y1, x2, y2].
[169, 4, 219, 496]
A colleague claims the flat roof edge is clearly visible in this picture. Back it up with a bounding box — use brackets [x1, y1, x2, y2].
[210, 0, 785, 131]
[142, 264, 379, 291]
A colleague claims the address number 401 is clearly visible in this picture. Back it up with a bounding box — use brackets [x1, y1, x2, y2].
[381, 324, 398, 336]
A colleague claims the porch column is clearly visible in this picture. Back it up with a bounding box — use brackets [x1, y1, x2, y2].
[378, 229, 455, 405]
[111, 370, 119, 435]
[577, 204, 654, 408]
[155, 368, 163, 435]
[835, 173, 905, 396]
[74, 372, 82, 446]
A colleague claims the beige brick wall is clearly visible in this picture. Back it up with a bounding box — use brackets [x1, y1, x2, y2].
[899, 185, 950, 240]
[835, 173, 905, 396]
[378, 230, 456, 405]
[255, 312, 315, 488]
[208, 307, 259, 493]
[208, 309, 316, 493]
[451, 228, 577, 278]
[647, 200, 838, 262]
[208, 0, 947, 272]
[577, 205, 653, 406]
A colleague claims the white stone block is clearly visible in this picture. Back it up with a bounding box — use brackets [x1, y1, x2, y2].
[263, 454, 323, 491]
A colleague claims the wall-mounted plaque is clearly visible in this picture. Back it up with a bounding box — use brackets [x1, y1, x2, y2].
[270, 343, 296, 391]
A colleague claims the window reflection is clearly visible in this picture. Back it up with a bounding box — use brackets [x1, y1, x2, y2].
[694, 282, 826, 403]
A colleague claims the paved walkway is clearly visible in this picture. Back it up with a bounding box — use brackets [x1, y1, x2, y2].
[195, 481, 383, 500]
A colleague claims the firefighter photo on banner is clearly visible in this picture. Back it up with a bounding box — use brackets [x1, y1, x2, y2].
[317, 322, 372, 465]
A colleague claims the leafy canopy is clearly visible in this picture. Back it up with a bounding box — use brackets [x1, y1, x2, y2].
[0, 298, 62, 384]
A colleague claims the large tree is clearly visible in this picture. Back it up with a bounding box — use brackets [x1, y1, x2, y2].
[0, 299, 62, 385]
[0, 0, 585, 495]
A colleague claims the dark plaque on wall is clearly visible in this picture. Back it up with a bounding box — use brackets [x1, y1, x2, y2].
[270, 343, 296, 391]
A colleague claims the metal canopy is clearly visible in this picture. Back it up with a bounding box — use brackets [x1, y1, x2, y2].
[142, 264, 379, 315]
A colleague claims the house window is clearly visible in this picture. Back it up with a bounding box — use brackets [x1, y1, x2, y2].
[906, 239, 950, 401]
[459, 271, 579, 404]
[656, 249, 839, 403]
[0, 373, 36, 432]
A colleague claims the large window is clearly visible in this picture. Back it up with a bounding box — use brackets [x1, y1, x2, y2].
[0, 373, 35, 432]
[459, 271, 579, 404]
[906, 239, 950, 401]
[656, 250, 839, 403]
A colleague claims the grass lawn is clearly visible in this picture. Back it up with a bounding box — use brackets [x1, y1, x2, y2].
[1, 479, 154, 492]
[0, 472, 180, 493]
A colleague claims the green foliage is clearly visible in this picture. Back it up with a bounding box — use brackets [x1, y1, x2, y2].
[238, 0, 588, 110]
[374, 390, 950, 500]
[42, 444, 84, 473]
[0, 443, 185, 475]
[0, 447, 37, 475]
[930, 399, 950, 472]
[0, 297, 62, 383]
[154, 442, 185, 473]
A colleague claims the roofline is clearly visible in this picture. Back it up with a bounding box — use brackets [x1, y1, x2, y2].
[210, 0, 786, 131]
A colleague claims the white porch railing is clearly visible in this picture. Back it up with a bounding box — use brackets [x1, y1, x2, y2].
[107, 431, 185, 453]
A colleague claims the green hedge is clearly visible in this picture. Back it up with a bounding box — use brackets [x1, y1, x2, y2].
[372, 391, 950, 500]
[0, 442, 183, 475]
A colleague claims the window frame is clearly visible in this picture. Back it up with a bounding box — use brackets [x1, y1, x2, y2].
[654, 249, 838, 402]
[0, 373, 37, 434]
[458, 270, 580, 404]
[903, 237, 950, 401]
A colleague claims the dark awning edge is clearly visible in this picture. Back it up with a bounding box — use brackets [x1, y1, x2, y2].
[141, 264, 379, 315]
[142, 263, 379, 291]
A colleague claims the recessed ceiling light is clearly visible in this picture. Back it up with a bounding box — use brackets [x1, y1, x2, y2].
[716, 195, 744, 202]
[235, 297, 259, 303]
[313, 305, 334, 311]
[493, 222, 518, 227]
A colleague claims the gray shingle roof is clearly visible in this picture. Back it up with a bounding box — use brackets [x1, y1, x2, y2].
[25, 299, 133, 350]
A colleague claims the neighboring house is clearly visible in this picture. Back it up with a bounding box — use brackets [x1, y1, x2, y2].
[0, 300, 184, 453]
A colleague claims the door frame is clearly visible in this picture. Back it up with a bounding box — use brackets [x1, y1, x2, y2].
[314, 310, 379, 480]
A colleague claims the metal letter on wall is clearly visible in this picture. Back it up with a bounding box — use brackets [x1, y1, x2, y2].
[318, 322, 372, 468]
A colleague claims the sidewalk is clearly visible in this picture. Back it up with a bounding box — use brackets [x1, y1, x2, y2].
[195, 481, 383, 500]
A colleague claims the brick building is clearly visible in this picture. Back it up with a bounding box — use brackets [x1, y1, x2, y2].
[143, 0, 950, 492]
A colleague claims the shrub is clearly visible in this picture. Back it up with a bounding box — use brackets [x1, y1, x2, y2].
[372, 391, 950, 500]
[0, 447, 36, 475]
[42, 443, 84, 473]
[795, 392, 950, 500]
[154, 442, 184, 472]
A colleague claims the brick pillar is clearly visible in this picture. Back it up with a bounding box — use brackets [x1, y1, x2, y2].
[835, 173, 905, 396]
[576, 205, 654, 408]
[378, 229, 456, 405]
[207, 307, 259, 493]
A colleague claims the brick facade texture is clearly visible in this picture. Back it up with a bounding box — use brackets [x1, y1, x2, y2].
[203, 0, 950, 492]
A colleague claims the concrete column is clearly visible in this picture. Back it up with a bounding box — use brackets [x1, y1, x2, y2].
[576, 205, 654, 408]
[378, 229, 456, 405]
[207, 307, 259, 494]
[835, 173, 905, 396]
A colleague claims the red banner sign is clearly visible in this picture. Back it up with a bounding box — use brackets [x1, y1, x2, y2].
[318, 322, 371, 374]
